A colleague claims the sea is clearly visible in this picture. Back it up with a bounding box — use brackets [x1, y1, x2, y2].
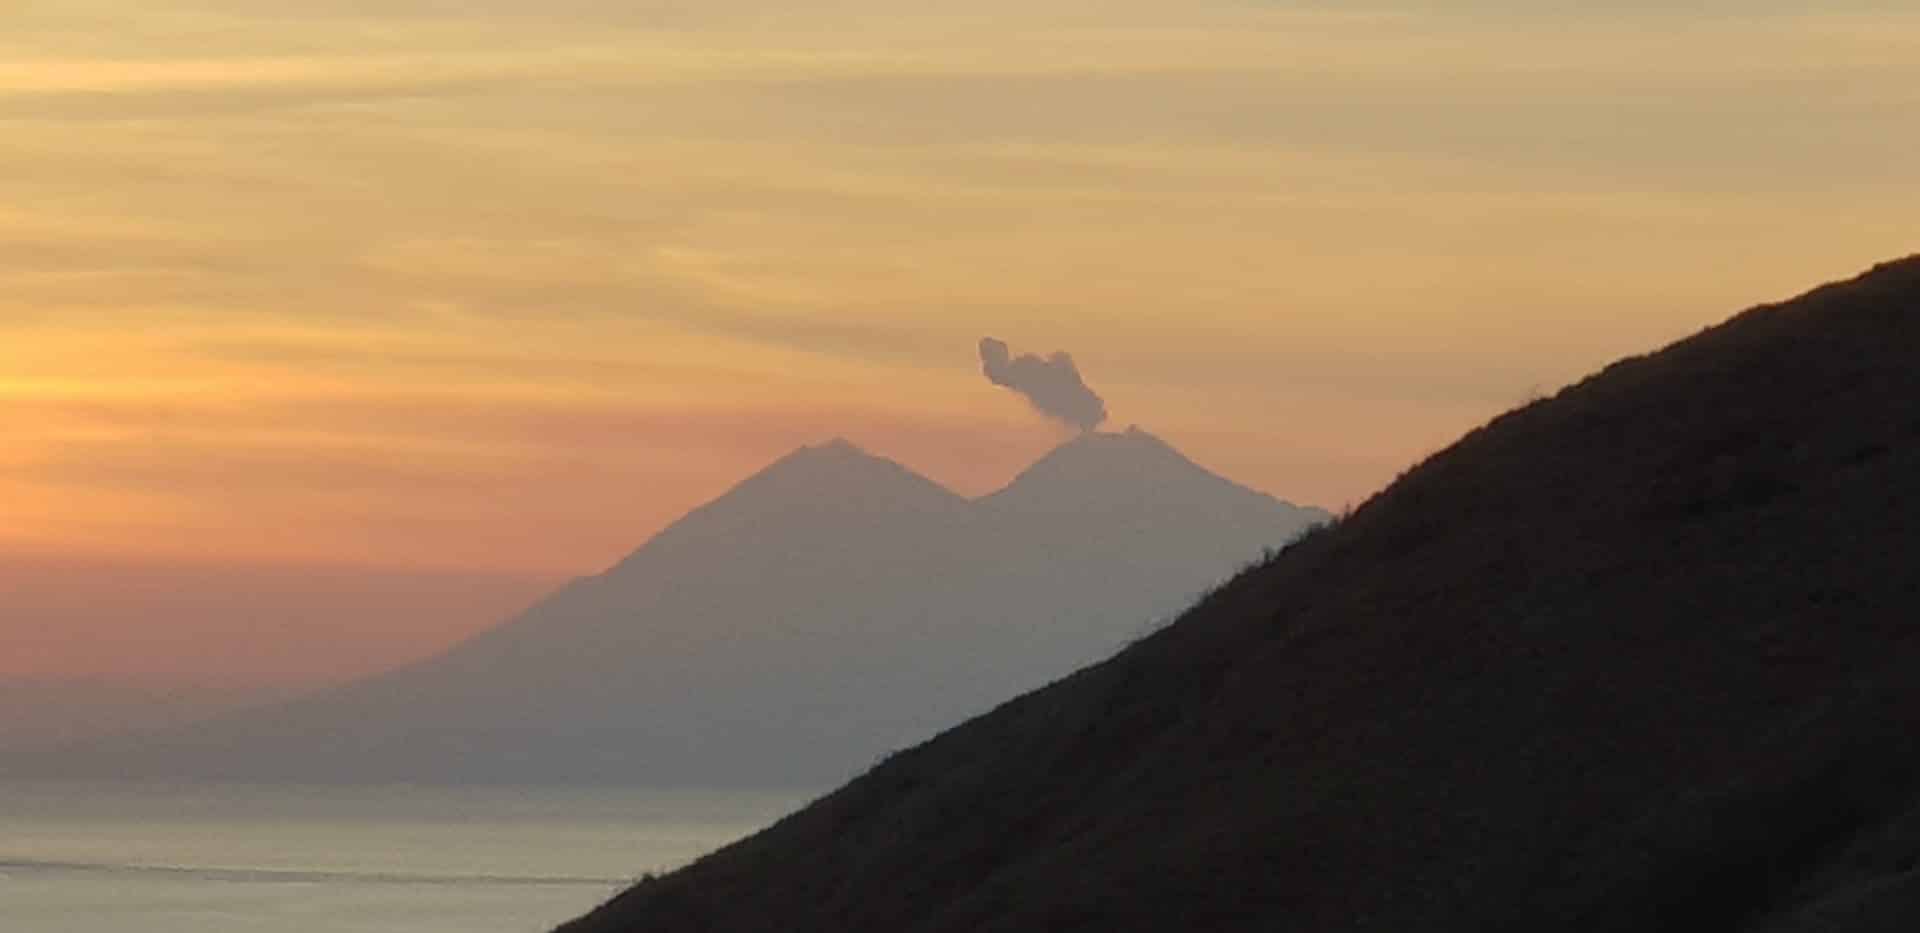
[0, 781, 806, 933]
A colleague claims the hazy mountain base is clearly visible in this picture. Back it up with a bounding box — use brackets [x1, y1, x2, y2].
[0, 682, 294, 747]
[16, 429, 1326, 787]
[560, 256, 1920, 932]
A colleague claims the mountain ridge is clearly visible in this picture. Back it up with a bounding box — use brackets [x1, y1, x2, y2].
[13, 428, 1328, 787]
[557, 255, 1920, 932]
[982, 426, 1308, 515]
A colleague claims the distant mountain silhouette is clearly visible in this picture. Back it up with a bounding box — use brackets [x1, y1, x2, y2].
[15, 430, 1326, 786]
[557, 256, 1920, 933]
[0, 680, 291, 747]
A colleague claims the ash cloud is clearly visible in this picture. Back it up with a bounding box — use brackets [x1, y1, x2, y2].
[979, 337, 1108, 432]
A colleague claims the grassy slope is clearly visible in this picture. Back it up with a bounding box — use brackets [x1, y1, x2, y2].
[561, 256, 1920, 933]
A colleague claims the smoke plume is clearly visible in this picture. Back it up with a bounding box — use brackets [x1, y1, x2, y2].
[979, 337, 1108, 432]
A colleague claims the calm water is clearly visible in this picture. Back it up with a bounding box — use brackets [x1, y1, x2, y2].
[0, 781, 805, 933]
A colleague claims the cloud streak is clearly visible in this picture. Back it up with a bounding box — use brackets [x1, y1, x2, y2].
[5, 0, 1918, 580]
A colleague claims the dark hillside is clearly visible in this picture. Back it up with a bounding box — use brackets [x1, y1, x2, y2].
[560, 257, 1920, 933]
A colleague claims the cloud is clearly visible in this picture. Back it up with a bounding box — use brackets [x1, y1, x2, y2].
[979, 337, 1108, 432]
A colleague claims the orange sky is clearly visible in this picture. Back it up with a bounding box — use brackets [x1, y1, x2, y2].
[3, 1, 1916, 687]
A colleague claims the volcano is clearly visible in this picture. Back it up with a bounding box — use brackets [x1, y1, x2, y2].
[560, 256, 1920, 933]
[18, 431, 1326, 787]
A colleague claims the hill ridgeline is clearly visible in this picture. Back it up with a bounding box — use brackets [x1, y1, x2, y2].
[561, 256, 1920, 933]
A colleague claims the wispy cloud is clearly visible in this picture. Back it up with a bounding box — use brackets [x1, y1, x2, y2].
[4, 0, 1917, 580]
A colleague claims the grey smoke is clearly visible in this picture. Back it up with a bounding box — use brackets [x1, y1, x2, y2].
[979, 337, 1108, 432]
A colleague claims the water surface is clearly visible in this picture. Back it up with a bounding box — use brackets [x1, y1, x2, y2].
[0, 781, 804, 933]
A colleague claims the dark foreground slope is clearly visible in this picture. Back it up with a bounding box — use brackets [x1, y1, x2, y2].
[561, 257, 1920, 933]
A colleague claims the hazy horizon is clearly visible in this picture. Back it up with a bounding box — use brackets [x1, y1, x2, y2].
[7, 428, 1329, 787]
[5, 6, 1917, 933]
[0, 428, 1303, 708]
[5, 2, 1917, 725]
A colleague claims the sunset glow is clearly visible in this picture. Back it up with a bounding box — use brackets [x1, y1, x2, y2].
[5, 1, 1916, 684]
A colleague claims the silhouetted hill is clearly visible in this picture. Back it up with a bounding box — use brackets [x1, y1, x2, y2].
[984, 426, 1249, 512]
[558, 256, 1920, 933]
[15, 433, 1325, 786]
[600, 437, 972, 577]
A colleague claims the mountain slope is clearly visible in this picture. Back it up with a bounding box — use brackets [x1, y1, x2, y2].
[559, 256, 1920, 933]
[16, 435, 1326, 786]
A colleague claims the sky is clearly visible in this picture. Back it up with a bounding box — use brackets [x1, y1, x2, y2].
[3, 0, 1916, 689]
